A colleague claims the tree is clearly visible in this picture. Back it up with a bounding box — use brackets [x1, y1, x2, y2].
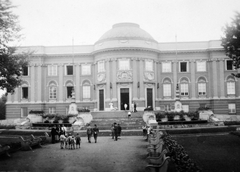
[0, 0, 21, 49]
[221, 11, 240, 78]
[0, 0, 29, 94]
[0, 94, 7, 119]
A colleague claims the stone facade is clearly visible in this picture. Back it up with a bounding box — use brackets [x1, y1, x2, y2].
[6, 23, 240, 118]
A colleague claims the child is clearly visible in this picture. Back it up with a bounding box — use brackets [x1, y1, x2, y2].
[75, 133, 81, 148]
[59, 133, 66, 149]
[70, 135, 76, 149]
[67, 134, 72, 149]
[64, 134, 69, 149]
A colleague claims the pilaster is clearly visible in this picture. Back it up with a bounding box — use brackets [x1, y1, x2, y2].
[58, 64, 64, 102]
[132, 58, 138, 100]
[30, 65, 35, 102]
[212, 59, 218, 98]
[173, 60, 178, 98]
[190, 60, 196, 99]
[219, 60, 225, 98]
[75, 64, 80, 102]
[37, 64, 42, 102]
[139, 59, 144, 100]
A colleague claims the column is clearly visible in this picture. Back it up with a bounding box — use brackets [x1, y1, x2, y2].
[75, 64, 80, 102]
[30, 65, 35, 102]
[219, 60, 225, 98]
[92, 63, 95, 101]
[112, 59, 117, 101]
[172, 61, 178, 98]
[37, 64, 42, 102]
[158, 61, 163, 100]
[132, 58, 138, 100]
[190, 60, 196, 99]
[106, 60, 110, 101]
[58, 64, 64, 102]
[212, 59, 218, 98]
[139, 59, 144, 100]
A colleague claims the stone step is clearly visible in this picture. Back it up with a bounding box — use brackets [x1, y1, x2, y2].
[91, 111, 144, 119]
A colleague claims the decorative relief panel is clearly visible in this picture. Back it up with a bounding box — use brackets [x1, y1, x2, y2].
[117, 71, 132, 81]
[97, 73, 106, 82]
[144, 72, 154, 81]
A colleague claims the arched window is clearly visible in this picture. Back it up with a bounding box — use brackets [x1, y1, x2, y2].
[197, 77, 207, 97]
[180, 78, 189, 97]
[21, 82, 29, 99]
[82, 81, 91, 99]
[226, 76, 236, 95]
[163, 78, 172, 97]
[49, 81, 57, 99]
[65, 81, 74, 99]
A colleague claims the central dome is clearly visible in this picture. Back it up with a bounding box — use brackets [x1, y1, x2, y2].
[96, 23, 157, 44]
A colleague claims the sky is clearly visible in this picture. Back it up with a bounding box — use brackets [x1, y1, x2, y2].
[9, 0, 240, 47]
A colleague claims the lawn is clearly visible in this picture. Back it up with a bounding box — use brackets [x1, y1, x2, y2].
[168, 133, 240, 172]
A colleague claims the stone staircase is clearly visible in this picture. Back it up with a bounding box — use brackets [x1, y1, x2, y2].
[90, 111, 145, 130]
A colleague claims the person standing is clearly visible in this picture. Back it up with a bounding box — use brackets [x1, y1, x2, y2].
[51, 125, 57, 144]
[113, 123, 119, 141]
[86, 124, 93, 143]
[124, 103, 128, 111]
[117, 124, 122, 139]
[92, 124, 99, 143]
[131, 102, 134, 112]
[111, 124, 114, 139]
[134, 102, 137, 112]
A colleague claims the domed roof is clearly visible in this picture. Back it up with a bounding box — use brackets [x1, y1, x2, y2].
[96, 23, 157, 44]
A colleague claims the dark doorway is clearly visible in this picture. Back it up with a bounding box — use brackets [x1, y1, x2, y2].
[99, 90, 104, 111]
[120, 88, 129, 110]
[147, 88, 153, 108]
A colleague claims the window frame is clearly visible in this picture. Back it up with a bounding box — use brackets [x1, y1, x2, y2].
[145, 60, 153, 71]
[180, 82, 189, 96]
[98, 61, 105, 73]
[81, 64, 91, 75]
[22, 66, 29, 76]
[22, 87, 29, 99]
[83, 85, 91, 99]
[49, 107, 56, 114]
[49, 86, 57, 99]
[196, 61, 206, 72]
[179, 61, 189, 73]
[198, 82, 206, 96]
[162, 62, 172, 73]
[228, 104, 236, 113]
[118, 59, 130, 70]
[227, 80, 236, 95]
[163, 83, 171, 97]
[225, 60, 234, 71]
[66, 86, 73, 99]
[48, 65, 58, 76]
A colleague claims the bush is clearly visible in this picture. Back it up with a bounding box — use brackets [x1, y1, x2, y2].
[155, 111, 166, 121]
[29, 110, 44, 115]
[77, 108, 90, 112]
[166, 112, 175, 121]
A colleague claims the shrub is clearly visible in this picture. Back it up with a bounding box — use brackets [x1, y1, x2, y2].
[166, 112, 175, 121]
[155, 112, 166, 121]
[29, 110, 44, 115]
[77, 108, 90, 112]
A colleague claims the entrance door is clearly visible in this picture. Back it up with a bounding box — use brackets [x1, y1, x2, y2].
[120, 88, 129, 110]
[147, 88, 153, 108]
[99, 90, 104, 111]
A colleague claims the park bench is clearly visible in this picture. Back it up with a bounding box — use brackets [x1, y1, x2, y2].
[147, 139, 164, 155]
[145, 151, 170, 172]
[19, 135, 42, 151]
[0, 144, 11, 157]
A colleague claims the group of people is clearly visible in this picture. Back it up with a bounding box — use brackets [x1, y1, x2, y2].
[111, 123, 122, 141]
[86, 124, 99, 143]
[59, 133, 81, 149]
[50, 124, 67, 144]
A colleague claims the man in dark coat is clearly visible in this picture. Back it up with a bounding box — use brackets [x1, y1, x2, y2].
[51, 125, 57, 144]
[86, 124, 93, 143]
[117, 124, 122, 139]
[92, 124, 99, 143]
[114, 123, 119, 141]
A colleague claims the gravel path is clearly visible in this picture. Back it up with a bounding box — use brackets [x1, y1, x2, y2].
[0, 136, 148, 172]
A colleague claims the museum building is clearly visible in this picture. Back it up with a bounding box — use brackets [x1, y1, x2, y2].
[6, 23, 240, 118]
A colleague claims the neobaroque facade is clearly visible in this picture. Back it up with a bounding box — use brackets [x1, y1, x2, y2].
[6, 23, 240, 118]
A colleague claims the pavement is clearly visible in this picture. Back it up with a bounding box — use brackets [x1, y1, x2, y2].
[0, 136, 149, 172]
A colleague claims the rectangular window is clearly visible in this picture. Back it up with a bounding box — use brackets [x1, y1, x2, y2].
[162, 62, 171, 73]
[182, 105, 189, 112]
[48, 65, 58, 76]
[22, 87, 28, 99]
[226, 60, 234, 70]
[49, 107, 56, 114]
[196, 61, 206, 72]
[180, 62, 188, 72]
[145, 60, 153, 71]
[82, 64, 91, 75]
[66, 65, 73, 75]
[180, 83, 188, 96]
[119, 59, 130, 70]
[67, 86, 73, 98]
[198, 83, 206, 95]
[227, 82, 235, 94]
[22, 66, 28, 76]
[228, 104, 236, 113]
[163, 84, 171, 97]
[98, 61, 105, 73]
[49, 87, 57, 99]
[83, 86, 91, 99]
